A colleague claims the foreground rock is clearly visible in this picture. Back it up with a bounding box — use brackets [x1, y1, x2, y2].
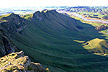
[0, 51, 49, 72]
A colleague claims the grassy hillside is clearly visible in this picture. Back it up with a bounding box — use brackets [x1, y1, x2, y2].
[60, 6, 108, 20]
[1, 10, 108, 72]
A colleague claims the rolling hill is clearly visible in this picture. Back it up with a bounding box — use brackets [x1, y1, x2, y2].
[0, 10, 108, 72]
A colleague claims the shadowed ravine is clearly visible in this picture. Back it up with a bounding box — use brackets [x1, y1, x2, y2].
[1, 10, 108, 72]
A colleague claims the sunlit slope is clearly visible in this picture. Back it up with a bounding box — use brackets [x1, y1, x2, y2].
[83, 38, 108, 54]
[1, 10, 108, 72]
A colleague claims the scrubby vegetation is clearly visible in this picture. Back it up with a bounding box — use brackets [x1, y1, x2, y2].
[22, 14, 33, 20]
[0, 51, 48, 72]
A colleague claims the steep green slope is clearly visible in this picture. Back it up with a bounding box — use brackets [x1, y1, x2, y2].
[1, 10, 108, 72]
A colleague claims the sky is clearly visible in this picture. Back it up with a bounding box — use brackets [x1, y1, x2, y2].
[0, 0, 108, 8]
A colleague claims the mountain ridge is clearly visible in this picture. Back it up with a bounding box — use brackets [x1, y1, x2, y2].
[0, 9, 108, 72]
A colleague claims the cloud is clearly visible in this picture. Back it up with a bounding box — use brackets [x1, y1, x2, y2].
[0, 0, 108, 8]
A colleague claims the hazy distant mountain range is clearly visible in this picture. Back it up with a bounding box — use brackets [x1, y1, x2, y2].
[1, 6, 108, 16]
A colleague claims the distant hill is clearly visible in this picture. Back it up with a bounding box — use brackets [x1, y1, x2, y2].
[95, 25, 108, 31]
[0, 10, 108, 72]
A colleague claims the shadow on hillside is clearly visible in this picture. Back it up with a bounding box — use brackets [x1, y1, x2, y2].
[9, 11, 108, 72]
[47, 13, 108, 71]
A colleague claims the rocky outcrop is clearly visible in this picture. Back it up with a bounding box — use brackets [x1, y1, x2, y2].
[0, 13, 28, 56]
[32, 10, 57, 21]
[0, 13, 50, 72]
[0, 29, 16, 56]
[0, 51, 49, 72]
[1, 13, 27, 34]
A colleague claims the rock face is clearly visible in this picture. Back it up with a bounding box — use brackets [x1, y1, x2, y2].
[0, 13, 28, 56]
[0, 29, 16, 56]
[32, 10, 57, 21]
[1, 13, 27, 34]
[0, 51, 49, 72]
[0, 13, 49, 72]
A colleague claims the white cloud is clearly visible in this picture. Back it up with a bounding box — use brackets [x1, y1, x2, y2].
[0, 0, 108, 8]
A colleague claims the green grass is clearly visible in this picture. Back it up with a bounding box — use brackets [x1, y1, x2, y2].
[0, 14, 11, 19]
[22, 14, 33, 20]
[1, 10, 108, 72]
[77, 12, 105, 18]
[12, 12, 107, 72]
